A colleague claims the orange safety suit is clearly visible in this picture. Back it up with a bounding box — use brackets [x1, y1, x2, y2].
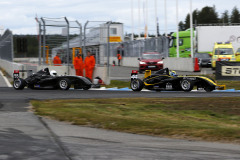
[84, 55, 95, 80]
[53, 56, 62, 66]
[117, 53, 122, 66]
[74, 56, 84, 76]
[117, 53, 122, 60]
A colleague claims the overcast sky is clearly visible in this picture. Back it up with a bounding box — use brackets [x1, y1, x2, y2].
[0, 0, 239, 35]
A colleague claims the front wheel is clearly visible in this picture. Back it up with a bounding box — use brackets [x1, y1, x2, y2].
[130, 78, 144, 91]
[204, 86, 215, 92]
[13, 78, 26, 90]
[58, 79, 71, 90]
[180, 79, 193, 92]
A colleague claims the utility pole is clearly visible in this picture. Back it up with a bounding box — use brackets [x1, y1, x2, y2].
[155, 0, 158, 37]
[164, 0, 168, 37]
[138, 0, 141, 38]
[190, 0, 193, 57]
[176, 0, 179, 57]
[131, 0, 134, 40]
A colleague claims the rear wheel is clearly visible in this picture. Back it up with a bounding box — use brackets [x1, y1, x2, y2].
[13, 78, 26, 90]
[58, 78, 71, 90]
[131, 78, 144, 91]
[180, 79, 193, 92]
[83, 85, 91, 90]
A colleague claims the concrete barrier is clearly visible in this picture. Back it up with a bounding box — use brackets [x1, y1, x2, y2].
[0, 59, 24, 78]
[163, 57, 194, 72]
[0, 59, 110, 84]
[104, 57, 139, 67]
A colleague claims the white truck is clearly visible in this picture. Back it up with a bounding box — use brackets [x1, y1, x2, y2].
[169, 25, 240, 57]
[196, 25, 240, 53]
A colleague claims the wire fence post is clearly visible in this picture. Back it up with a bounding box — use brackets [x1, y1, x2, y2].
[107, 21, 111, 79]
[41, 18, 46, 65]
[10, 30, 14, 61]
[64, 17, 70, 75]
[35, 18, 42, 65]
[76, 20, 82, 55]
[83, 21, 89, 58]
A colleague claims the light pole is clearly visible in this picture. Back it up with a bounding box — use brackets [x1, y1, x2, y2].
[164, 0, 167, 37]
[131, 0, 134, 40]
[155, 0, 158, 37]
[176, 0, 179, 58]
[190, 0, 193, 57]
[138, 0, 141, 38]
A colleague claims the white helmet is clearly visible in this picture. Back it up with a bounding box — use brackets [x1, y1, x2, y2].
[50, 70, 57, 76]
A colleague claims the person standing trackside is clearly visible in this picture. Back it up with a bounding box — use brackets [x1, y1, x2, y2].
[74, 53, 84, 76]
[84, 51, 95, 81]
[117, 52, 122, 66]
[53, 53, 62, 66]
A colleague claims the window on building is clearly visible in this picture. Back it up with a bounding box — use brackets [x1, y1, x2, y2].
[110, 28, 117, 35]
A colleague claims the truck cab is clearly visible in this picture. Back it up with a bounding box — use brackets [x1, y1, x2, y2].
[211, 42, 235, 69]
[169, 29, 194, 58]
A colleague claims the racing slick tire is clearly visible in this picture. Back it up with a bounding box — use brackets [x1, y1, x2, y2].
[180, 79, 193, 92]
[131, 78, 144, 91]
[58, 78, 71, 90]
[204, 86, 215, 92]
[13, 78, 26, 90]
[83, 85, 91, 90]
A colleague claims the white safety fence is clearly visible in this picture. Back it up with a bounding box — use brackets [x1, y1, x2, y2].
[0, 59, 24, 78]
[163, 57, 195, 72]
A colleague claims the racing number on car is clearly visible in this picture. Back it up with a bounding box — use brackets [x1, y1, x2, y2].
[13, 73, 19, 79]
[131, 74, 138, 79]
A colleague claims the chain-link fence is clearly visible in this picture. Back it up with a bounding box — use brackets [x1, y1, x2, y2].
[105, 37, 169, 58]
[37, 18, 168, 66]
[36, 17, 82, 67]
[0, 29, 13, 61]
[83, 21, 112, 65]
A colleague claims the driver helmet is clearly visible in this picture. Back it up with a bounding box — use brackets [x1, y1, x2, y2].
[50, 70, 57, 76]
[170, 70, 177, 76]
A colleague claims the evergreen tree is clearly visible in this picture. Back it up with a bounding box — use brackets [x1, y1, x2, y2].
[193, 9, 199, 26]
[183, 9, 199, 29]
[184, 14, 190, 29]
[220, 10, 229, 24]
[198, 6, 219, 24]
[230, 6, 240, 23]
[178, 21, 185, 31]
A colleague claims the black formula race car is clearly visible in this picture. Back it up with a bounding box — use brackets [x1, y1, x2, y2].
[130, 68, 218, 92]
[13, 68, 92, 90]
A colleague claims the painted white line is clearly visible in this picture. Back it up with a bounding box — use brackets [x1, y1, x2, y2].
[0, 70, 12, 87]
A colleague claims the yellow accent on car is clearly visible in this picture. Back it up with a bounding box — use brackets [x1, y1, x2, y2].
[144, 70, 151, 78]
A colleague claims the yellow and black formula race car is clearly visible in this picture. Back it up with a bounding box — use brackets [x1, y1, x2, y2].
[130, 68, 218, 92]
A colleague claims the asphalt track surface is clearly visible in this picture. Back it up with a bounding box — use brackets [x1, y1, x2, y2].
[1, 87, 240, 100]
[1, 87, 240, 160]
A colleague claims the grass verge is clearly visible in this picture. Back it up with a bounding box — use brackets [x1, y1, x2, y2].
[105, 80, 130, 88]
[31, 97, 240, 143]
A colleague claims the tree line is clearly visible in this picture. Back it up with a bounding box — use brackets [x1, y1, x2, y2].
[179, 5, 240, 31]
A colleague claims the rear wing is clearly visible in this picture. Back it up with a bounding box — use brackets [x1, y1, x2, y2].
[13, 70, 32, 80]
[131, 70, 138, 80]
[131, 70, 152, 80]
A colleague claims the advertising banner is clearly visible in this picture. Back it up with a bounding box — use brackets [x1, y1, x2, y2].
[216, 61, 240, 80]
